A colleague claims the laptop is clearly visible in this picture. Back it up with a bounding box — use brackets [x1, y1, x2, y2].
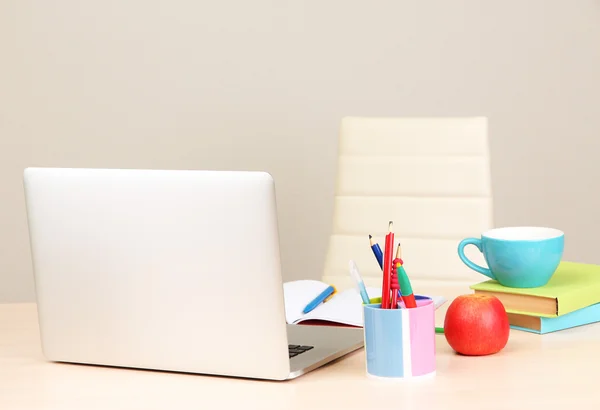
[23, 167, 364, 380]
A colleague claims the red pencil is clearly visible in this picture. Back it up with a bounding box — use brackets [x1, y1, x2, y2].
[381, 221, 394, 309]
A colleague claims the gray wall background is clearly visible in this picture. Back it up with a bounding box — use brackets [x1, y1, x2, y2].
[2, 0, 599, 302]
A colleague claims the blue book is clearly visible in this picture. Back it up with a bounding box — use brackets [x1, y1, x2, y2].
[508, 302, 600, 334]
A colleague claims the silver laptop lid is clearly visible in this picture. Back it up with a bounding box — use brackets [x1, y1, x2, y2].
[23, 167, 291, 379]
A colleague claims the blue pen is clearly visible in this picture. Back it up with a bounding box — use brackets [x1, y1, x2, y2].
[302, 285, 336, 314]
[349, 260, 371, 304]
[369, 235, 383, 269]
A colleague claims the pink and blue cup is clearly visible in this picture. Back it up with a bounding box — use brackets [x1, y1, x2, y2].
[363, 296, 436, 379]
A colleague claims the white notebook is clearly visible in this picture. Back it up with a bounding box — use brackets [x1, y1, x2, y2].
[283, 280, 446, 327]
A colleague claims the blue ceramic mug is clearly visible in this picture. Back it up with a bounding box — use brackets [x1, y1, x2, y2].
[457, 226, 564, 288]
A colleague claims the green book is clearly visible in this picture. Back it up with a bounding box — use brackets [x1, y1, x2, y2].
[469, 261, 600, 318]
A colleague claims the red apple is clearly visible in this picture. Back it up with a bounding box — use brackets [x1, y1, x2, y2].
[443, 294, 510, 356]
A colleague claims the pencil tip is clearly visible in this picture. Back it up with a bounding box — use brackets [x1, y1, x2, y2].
[396, 242, 402, 258]
[368, 234, 372, 239]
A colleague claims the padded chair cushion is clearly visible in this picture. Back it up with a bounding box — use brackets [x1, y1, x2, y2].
[322, 117, 493, 291]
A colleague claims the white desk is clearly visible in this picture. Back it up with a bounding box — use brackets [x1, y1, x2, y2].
[2, 287, 600, 410]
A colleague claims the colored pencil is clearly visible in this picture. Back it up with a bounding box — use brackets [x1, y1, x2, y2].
[381, 221, 394, 309]
[390, 240, 400, 309]
[368, 235, 383, 269]
[391, 243, 402, 309]
[396, 261, 417, 308]
[395, 241, 402, 260]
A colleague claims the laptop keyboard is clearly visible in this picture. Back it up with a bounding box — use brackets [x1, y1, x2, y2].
[288, 345, 313, 358]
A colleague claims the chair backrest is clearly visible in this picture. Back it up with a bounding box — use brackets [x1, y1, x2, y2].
[322, 117, 493, 291]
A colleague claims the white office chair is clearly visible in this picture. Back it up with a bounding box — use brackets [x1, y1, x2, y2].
[322, 117, 493, 294]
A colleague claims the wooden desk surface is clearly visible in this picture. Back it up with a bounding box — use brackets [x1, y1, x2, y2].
[2, 291, 599, 410]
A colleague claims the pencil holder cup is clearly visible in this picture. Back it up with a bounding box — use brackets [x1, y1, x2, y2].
[363, 297, 436, 379]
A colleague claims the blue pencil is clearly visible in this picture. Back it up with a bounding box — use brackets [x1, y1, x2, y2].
[369, 235, 384, 269]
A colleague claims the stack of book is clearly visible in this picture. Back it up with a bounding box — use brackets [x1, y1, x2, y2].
[469, 261, 600, 334]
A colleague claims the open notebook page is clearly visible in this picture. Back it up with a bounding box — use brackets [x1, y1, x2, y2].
[296, 287, 447, 327]
[282, 280, 330, 324]
[296, 287, 382, 326]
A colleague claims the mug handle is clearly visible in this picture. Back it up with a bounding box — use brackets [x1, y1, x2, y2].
[457, 238, 496, 280]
